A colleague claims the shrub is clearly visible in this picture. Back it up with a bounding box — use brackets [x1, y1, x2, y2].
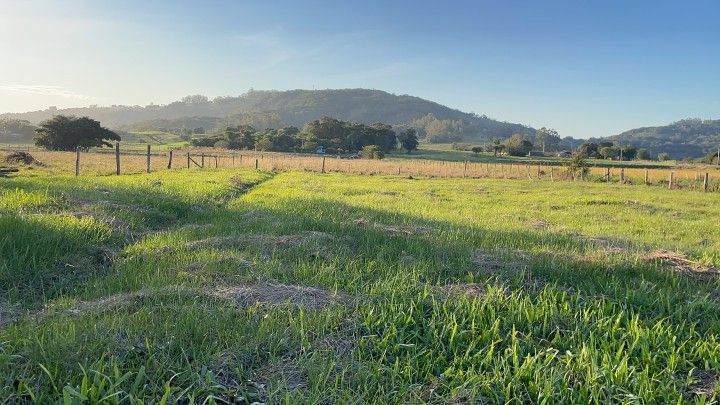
[360, 145, 384, 159]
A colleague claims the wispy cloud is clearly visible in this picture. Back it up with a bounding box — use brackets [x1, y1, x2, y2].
[0, 85, 95, 100]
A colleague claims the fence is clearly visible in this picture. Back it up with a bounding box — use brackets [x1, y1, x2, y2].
[1, 144, 718, 192]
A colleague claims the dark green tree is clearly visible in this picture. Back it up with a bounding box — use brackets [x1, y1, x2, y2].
[34, 115, 120, 151]
[398, 128, 419, 153]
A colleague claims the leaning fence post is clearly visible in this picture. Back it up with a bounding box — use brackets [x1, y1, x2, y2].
[75, 147, 80, 176]
[703, 172, 709, 191]
[167, 150, 173, 169]
[115, 142, 120, 175]
[146, 144, 151, 173]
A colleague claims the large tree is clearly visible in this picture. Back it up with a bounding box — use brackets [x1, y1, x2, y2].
[34, 115, 120, 151]
[535, 127, 560, 153]
[398, 128, 419, 153]
[505, 134, 534, 156]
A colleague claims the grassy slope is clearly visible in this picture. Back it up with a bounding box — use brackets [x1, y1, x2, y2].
[0, 167, 719, 403]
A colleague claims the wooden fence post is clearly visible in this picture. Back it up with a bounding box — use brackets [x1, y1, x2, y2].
[669, 172, 674, 189]
[167, 150, 173, 169]
[255, 158, 258, 170]
[620, 168, 625, 183]
[115, 142, 120, 175]
[703, 172, 709, 191]
[201, 153, 205, 168]
[463, 161, 468, 178]
[605, 167, 610, 182]
[146, 145, 151, 173]
[75, 147, 80, 176]
[214, 156, 218, 168]
[550, 167, 554, 181]
[232, 154, 235, 167]
[644, 169, 648, 185]
[321, 156, 326, 173]
[187, 152, 190, 169]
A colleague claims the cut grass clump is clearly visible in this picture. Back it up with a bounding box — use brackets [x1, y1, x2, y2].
[210, 283, 347, 310]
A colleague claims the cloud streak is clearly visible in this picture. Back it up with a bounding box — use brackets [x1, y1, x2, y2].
[0, 85, 94, 100]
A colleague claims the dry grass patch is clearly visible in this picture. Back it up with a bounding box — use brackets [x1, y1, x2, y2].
[645, 250, 719, 275]
[210, 283, 345, 310]
[471, 249, 529, 274]
[0, 303, 20, 329]
[440, 283, 486, 299]
[353, 218, 434, 235]
[686, 369, 719, 398]
[527, 219, 552, 230]
[583, 236, 632, 254]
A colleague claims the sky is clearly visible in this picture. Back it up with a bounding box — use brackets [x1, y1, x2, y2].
[1, 0, 718, 138]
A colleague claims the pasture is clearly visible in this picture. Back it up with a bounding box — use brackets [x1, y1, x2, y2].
[0, 155, 719, 403]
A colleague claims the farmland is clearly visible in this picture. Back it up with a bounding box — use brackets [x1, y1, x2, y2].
[1, 153, 719, 403]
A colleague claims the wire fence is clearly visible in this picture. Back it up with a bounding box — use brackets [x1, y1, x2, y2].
[1, 144, 718, 192]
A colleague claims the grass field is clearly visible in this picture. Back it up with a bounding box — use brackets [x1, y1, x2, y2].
[1, 161, 719, 402]
[391, 143, 681, 169]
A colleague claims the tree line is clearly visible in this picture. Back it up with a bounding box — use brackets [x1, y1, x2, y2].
[190, 116, 419, 156]
[29, 115, 419, 157]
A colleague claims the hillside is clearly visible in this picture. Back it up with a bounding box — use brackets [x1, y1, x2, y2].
[606, 118, 720, 159]
[0, 89, 534, 142]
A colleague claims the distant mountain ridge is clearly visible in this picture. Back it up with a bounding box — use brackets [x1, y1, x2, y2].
[605, 118, 720, 159]
[0, 89, 534, 141]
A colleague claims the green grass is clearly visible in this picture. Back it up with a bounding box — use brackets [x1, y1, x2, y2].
[0, 167, 718, 403]
[392, 143, 680, 168]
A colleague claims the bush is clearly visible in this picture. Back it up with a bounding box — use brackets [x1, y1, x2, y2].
[658, 152, 670, 162]
[360, 145, 384, 159]
[471, 146, 483, 154]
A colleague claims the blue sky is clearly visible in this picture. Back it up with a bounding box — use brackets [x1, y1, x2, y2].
[1, 0, 718, 138]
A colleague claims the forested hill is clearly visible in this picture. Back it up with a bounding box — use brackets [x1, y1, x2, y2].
[606, 118, 720, 159]
[0, 89, 534, 142]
